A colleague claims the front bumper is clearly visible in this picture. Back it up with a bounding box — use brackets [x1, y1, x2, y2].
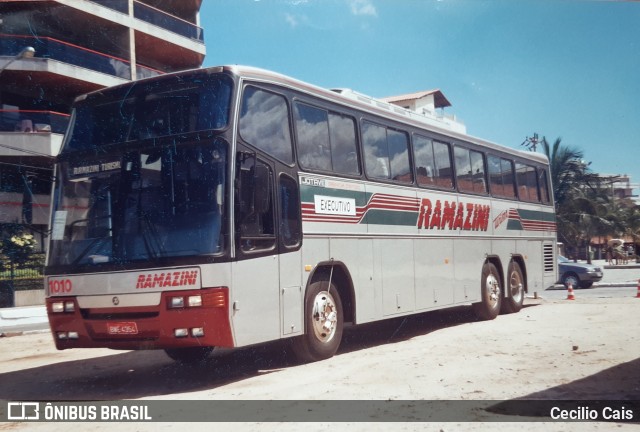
[46, 288, 234, 351]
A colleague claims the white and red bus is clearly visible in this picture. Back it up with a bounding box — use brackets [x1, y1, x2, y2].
[45, 66, 557, 363]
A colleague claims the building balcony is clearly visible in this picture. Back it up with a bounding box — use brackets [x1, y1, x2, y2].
[87, 0, 204, 43]
[1, 33, 164, 81]
[134, 1, 204, 43]
[0, 109, 70, 134]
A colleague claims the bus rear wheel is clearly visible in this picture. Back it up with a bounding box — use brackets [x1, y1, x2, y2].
[473, 262, 502, 320]
[290, 281, 343, 363]
[502, 261, 525, 314]
[164, 346, 214, 363]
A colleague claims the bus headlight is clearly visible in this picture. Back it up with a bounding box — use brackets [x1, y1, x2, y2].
[51, 302, 64, 313]
[64, 301, 75, 313]
[187, 295, 202, 307]
[169, 297, 185, 308]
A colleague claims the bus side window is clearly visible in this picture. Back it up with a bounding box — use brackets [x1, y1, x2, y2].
[455, 146, 487, 194]
[489, 155, 516, 198]
[237, 155, 276, 252]
[294, 103, 332, 171]
[538, 168, 551, 204]
[433, 141, 453, 189]
[328, 113, 359, 175]
[414, 134, 436, 187]
[279, 174, 301, 248]
[362, 121, 411, 183]
[239, 86, 293, 164]
[516, 162, 540, 202]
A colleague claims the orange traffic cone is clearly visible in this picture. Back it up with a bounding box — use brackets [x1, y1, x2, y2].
[566, 283, 576, 300]
[636, 279, 640, 299]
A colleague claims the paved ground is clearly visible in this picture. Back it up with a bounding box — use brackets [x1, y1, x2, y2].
[1, 288, 639, 431]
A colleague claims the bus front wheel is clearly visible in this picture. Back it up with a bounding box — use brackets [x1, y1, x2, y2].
[291, 281, 343, 363]
[473, 262, 502, 320]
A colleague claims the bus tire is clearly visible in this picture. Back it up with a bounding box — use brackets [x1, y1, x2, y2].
[473, 262, 502, 320]
[502, 261, 525, 314]
[164, 346, 214, 363]
[290, 281, 343, 363]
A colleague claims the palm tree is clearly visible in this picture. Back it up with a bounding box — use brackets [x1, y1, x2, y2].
[540, 137, 602, 261]
[537, 136, 640, 263]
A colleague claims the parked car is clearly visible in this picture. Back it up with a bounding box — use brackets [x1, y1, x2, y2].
[558, 256, 603, 289]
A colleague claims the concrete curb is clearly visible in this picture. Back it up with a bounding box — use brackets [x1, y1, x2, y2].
[0, 305, 48, 335]
[548, 282, 639, 290]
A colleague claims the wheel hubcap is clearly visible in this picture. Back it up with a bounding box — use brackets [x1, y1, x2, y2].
[509, 271, 523, 302]
[485, 273, 500, 307]
[312, 291, 338, 343]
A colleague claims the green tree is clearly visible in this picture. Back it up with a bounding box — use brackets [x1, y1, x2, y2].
[0, 223, 37, 306]
[539, 137, 607, 262]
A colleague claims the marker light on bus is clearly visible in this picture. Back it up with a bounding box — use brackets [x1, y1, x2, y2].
[174, 328, 189, 338]
[167, 288, 227, 309]
[51, 301, 75, 313]
[187, 295, 202, 307]
[56, 331, 78, 340]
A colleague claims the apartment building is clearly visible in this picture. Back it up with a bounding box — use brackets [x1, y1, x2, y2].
[0, 0, 205, 244]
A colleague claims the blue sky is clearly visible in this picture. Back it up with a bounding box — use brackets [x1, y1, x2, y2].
[200, 0, 640, 195]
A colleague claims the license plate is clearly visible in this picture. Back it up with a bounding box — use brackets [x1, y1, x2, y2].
[107, 322, 138, 335]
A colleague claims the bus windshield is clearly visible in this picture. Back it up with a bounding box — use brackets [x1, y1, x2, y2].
[64, 73, 232, 151]
[48, 140, 227, 267]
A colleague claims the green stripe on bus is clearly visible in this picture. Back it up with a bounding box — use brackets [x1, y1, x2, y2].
[517, 209, 556, 222]
[361, 209, 418, 226]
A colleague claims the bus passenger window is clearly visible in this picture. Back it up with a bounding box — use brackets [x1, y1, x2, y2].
[388, 129, 412, 183]
[363, 122, 390, 179]
[488, 156, 516, 198]
[294, 104, 360, 176]
[328, 113, 359, 175]
[455, 147, 486, 194]
[363, 121, 411, 183]
[294, 104, 332, 171]
[538, 169, 551, 204]
[516, 163, 540, 202]
[239, 86, 293, 164]
[501, 158, 516, 198]
[415, 135, 453, 189]
[488, 156, 504, 196]
[414, 135, 437, 187]
[433, 141, 453, 189]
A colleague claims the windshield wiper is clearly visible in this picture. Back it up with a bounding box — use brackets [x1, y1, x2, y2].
[139, 211, 166, 259]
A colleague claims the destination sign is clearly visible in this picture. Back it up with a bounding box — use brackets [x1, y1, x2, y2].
[69, 160, 121, 177]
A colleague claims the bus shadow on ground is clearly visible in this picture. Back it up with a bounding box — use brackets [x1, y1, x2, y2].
[486, 357, 640, 420]
[0, 305, 535, 401]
